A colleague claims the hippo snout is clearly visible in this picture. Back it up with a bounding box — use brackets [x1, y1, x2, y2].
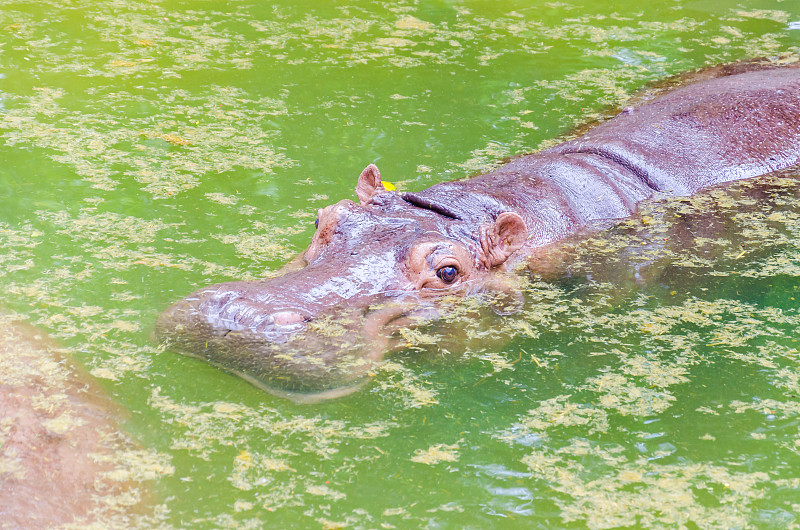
[215, 302, 310, 343]
[156, 292, 308, 347]
[154, 280, 389, 396]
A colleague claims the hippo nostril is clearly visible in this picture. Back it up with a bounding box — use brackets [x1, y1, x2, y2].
[271, 311, 308, 326]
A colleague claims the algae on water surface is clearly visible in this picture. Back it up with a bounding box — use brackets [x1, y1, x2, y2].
[1, 0, 800, 527]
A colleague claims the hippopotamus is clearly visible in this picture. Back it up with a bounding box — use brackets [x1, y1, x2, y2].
[0, 320, 151, 526]
[156, 62, 800, 399]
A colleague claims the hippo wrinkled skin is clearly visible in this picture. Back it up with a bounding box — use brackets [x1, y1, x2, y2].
[156, 63, 800, 399]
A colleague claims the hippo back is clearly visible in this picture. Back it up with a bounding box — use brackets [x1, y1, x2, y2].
[548, 66, 800, 195]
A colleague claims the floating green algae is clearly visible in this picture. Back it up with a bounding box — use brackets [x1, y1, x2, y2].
[1, 0, 800, 527]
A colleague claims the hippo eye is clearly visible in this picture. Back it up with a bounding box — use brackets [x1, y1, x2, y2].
[436, 266, 458, 283]
[314, 217, 319, 229]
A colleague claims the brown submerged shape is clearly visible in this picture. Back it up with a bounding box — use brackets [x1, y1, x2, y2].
[156, 63, 800, 399]
[0, 321, 152, 527]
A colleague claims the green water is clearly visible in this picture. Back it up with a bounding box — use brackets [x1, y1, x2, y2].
[2, 0, 800, 527]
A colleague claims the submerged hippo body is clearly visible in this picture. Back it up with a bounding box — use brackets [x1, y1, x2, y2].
[157, 63, 800, 397]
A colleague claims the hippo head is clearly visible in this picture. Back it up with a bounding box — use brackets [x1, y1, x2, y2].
[155, 165, 527, 400]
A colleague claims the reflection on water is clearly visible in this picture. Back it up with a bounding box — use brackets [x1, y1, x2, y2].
[0, 0, 799, 526]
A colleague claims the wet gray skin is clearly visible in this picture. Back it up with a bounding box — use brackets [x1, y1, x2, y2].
[155, 62, 800, 400]
[156, 177, 529, 399]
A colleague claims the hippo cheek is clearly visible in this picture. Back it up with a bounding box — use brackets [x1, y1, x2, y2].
[480, 277, 526, 316]
[358, 296, 447, 348]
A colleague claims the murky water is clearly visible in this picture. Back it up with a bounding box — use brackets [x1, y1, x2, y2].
[1, 0, 800, 527]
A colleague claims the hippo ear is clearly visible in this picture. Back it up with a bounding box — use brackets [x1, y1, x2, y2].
[356, 164, 386, 205]
[480, 212, 527, 268]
